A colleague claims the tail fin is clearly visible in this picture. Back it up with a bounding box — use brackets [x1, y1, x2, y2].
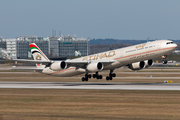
[29, 43, 49, 68]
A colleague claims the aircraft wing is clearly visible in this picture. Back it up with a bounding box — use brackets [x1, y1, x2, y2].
[65, 59, 116, 69]
[9, 58, 116, 69]
[10, 59, 52, 65]
[65, 59, 116, 64]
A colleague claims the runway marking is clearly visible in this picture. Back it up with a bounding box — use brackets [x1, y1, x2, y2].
[0, 82, 180, 90]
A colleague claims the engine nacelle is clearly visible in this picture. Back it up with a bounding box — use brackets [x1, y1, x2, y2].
[50, 61, 67, 71]
[87, 62, 104, 72]
[128, 61, 145, 70]
[145, 59, 154, 68]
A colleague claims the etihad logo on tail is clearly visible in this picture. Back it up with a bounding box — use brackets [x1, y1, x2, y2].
[36, 55, 41, 60]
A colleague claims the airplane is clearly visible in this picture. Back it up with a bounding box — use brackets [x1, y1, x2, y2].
[11, 40, 177, 81]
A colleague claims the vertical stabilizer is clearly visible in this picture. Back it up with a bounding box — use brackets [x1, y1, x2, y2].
[29, 43, 49, 68]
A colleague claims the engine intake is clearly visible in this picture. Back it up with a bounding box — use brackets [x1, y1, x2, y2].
[128, 61, 145, 70]
[145, 59, 153, 68]
[50, 61, 67, 71]
[87, 62, 104, 72]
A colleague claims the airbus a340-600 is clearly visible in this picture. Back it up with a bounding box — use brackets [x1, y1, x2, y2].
[12, 40, 177, 81]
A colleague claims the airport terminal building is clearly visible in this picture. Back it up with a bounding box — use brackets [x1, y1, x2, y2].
[0, 36, 89, 59]
[49, 36, 88, 57]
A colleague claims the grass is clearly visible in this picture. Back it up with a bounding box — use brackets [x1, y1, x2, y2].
[0, 89, 179, 120]
[0, 67, 180, 119]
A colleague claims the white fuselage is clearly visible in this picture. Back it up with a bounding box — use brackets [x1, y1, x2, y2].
[42, 40, 177, 77]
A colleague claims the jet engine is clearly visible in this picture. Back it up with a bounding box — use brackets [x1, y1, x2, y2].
[50, 61, 67, 71]
[128, 61, 145, 70]
[145, 59, 153, 68]
[87, 62, 104, 72]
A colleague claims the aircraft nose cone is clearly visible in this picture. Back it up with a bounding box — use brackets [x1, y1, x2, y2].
[174, 43, 178, 48]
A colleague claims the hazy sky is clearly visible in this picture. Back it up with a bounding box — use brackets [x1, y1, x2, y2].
[1, 0, 180, 39]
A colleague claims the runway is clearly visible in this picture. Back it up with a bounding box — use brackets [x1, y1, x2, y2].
[0, 82, 180, 90]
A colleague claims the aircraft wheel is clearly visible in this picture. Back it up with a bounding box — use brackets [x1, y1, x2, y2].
[99, 75, 102, 79]
[163, 59, 167, 64]
[82, 77, 85, 82]
[85, 74, 88, 78]
[106, 76, 109, 80]
[109, 77, 112, 80]
[112, 73, 116, 77]
[88, 74, 91, 78]
[93, 74, 96, 78]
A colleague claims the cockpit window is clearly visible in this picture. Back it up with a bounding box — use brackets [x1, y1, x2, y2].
[166, 42, 174, 45]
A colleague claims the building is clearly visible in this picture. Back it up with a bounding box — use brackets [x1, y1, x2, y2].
[16, 36, 49, 59]
[49, 36, 89, 57]
[0, 38, 6, 49]
[0, 38, 7, 59]
[5, 39, 17, 59]
[2, 36, 49, 59]
[0, 35, 89, 59]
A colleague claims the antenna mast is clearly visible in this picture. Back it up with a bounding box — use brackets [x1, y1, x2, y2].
[59, 29, 61, 36]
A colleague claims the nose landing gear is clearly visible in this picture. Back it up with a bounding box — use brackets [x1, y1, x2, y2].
[162, 55, 167, 64]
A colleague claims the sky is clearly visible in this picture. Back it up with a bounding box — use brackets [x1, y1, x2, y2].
[0, 0, 180, 40]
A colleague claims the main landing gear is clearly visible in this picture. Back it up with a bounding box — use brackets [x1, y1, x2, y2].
[82, 72, 103, 82]
[93, 72, 102, 79]
[82, 73, 91, 82]
[106, 70, 116, 81]
[162, 55, 167, 64]
[81, 70, 116, 82]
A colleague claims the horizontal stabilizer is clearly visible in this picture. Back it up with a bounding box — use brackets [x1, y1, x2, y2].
[10, 66, 44, 71]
